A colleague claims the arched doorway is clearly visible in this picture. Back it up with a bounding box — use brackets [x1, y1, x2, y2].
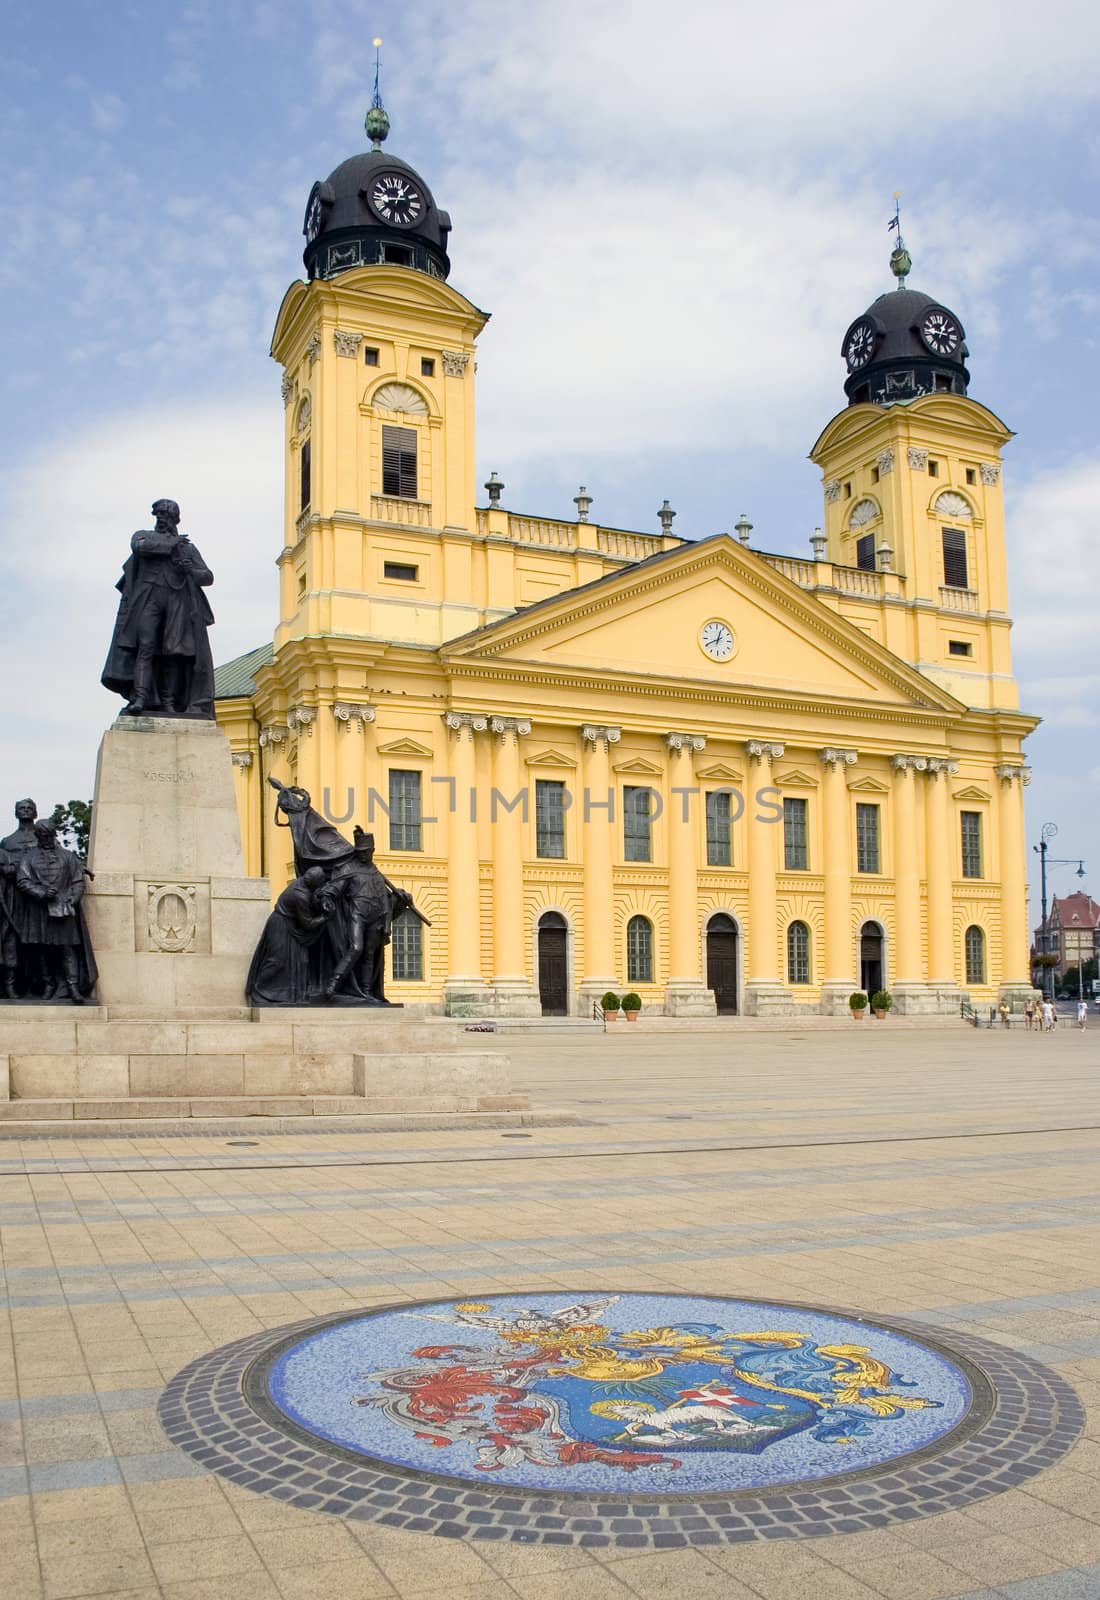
[706, 914, 739, 1015]
[860, 921, 885, 998]
[537, 912, 569, 1016]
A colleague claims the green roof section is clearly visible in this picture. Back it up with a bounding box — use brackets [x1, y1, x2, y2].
[214, 641, 274, 700]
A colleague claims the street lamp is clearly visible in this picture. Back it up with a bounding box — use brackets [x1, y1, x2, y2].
[1032, 822, 1087, 1001]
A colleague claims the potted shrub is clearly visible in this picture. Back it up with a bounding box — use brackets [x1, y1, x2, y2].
[849, 991, 868, 1020]
[621, 992, 642, 1022]
[601, 990, 621, 1022]
[871, 989, 893, 1019]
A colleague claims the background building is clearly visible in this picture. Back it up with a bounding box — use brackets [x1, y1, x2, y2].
[1034, 892, 1100, 982]
[215, 102, 1037, 1016]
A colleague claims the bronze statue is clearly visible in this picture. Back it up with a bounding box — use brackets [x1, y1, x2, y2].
[102, 498, 216, 719]
[14, 821, 97, 1005]
[0, 799, 39, 998]
[249, 779, 428, 1006]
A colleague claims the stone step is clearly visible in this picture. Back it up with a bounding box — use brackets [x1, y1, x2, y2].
[0, 1093, 534, 1121]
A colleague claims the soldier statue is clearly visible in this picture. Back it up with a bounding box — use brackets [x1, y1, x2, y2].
[0, 798, 40, 999]
[101, 498, 216, 719]
[14, 821, 97, 1005]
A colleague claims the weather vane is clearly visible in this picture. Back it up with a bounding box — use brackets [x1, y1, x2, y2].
[888, 192, 911, 287]
[365, 36, 390, 148]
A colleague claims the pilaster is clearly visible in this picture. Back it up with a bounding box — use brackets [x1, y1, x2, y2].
[818, 747, 858, 1015]
[441, 711, 491, 1014]
[663, 733, 715, 1015]
[743, 740, 795, 1014]
[924, 758, 964, 1010]
[489, 715, 541, 1015]
[577, 725, 621, 1013]
[888, 754, 934, 1012]
[994, 763, 1034, 1004]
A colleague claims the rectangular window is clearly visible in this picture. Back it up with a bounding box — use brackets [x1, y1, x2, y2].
[856, 532, 877, 571]
[420, 357, 435, 377]
[382, 243, 413, 266]
[382, 424, 418, 499]
[948, 639, 973, 657]
[843, 481, 852, 499]
[705, 790, 732, 867]
[871, 465, 880, 484]
[965, 467, 977, 485]
[364, 347, 379, 366]
[928, 459, 940, 477]
[299, 438, 311, 511]
[961, 811, 983, 879]
[535, 780, 566, 860]
[856, 803, 881, 874]
[942, 527, 969, 589]
[383, 561, 418, 582]
[783, 797, 808, 871]
[391, 911, 423, 981]
[388, 769, 422, 852]
[623, 786, 653, 863]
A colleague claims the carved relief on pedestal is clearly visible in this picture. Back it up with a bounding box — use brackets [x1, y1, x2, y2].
[146, 884, 197, 954]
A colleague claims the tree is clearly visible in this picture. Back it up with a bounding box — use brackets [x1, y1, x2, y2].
[48, 800, 93, 860]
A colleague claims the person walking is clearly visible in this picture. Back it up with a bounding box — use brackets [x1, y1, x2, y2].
[999, 1001, 1011, 1029]
[1024, 998, 1035, 1031]
[1077, 998, 1089, 1031]
[1041, 998, 1056, 1032]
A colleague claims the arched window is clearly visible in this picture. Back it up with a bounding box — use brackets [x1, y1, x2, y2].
[787, 921, 811, 985]
[391, 910, 423, 981]
[626, 916, 654, 984]
[964, 925, 986, 985]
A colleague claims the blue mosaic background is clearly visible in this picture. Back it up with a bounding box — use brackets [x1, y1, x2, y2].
[265, 1292, 972, 1495]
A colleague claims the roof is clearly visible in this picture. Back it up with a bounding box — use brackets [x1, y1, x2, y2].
[1049, 893, 1100, 929]
[214, 642, 274, 699]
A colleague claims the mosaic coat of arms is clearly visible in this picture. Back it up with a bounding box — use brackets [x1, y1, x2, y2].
[264, 1293, 972, 1494]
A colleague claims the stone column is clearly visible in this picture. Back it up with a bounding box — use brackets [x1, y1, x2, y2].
[889, 754, 931, 1012]
[995, 764, 1034, 1006]
[924, 758, 962, 1010]
[442, 711, 490, 1014]
[578, 725, 621, 1013]
[664, 733, 715, 1015]
[818, 747, 858, 1015]
[288, 706, 319, 802]
[489, 716, 540, 1015]
[744, 740, 794, 1014]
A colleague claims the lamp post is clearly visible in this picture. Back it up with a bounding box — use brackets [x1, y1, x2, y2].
[1032, 822, 1087, 1001]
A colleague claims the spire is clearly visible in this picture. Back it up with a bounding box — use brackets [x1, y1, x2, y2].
[365, 37, 390, 150]
[888, 192, 911, 288]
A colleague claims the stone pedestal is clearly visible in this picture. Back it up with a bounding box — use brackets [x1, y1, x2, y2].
[83, 717, 270, 1010]
[487, 979, 543, 1018]
[664, 982, 718, 1017]
[743, 981, 797, 1017]
[819, 982, 857, 1017]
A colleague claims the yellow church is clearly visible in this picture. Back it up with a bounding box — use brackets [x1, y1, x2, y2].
[215, 93, 1037, 1018]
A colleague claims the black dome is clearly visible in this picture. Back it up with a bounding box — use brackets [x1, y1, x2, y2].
[841, 283, 970, 407]
[303, 146, 451, 282]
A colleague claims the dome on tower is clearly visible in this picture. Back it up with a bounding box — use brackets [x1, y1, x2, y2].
[301, 64, 451, 282]
[839, 240, 969, 406]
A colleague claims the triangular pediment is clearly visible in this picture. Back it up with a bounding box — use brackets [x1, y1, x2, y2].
[775, 767, 818, 789]
[613, 756, 664, 775]
[848, 775, 890, 793]
[697, 762, 744, 783]
[953, 783, 991, 801]
[525, 747, 578, 769]
[377, 737, 434, 757]
[443, 535, 963, 716]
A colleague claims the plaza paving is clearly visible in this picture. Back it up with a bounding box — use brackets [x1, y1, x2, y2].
[1, 1019, 1099, 1599]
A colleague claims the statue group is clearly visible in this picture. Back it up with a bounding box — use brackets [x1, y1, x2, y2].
[245, 780, 429, 1007]
[0, 801, 97, 1005]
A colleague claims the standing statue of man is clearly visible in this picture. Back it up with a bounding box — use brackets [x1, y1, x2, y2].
[324, 829, 415, 1003]
[0, 798, 39, 999]
[101, 498, 216, 719]
[15, 821, 97, 1005]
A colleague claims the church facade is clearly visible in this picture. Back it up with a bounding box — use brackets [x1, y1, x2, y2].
[214, 105, 1037, 1017]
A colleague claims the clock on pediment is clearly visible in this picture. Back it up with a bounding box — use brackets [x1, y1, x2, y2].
[700, 619, 736, 662]
[364, 170, 426, 229]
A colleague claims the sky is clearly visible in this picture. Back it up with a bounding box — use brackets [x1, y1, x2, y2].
[1, 0, 1098, 920]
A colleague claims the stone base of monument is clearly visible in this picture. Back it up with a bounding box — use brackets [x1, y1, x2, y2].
[83, 716, 270, 1010]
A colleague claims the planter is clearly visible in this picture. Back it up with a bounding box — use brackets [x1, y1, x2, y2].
[851, 1009, 866, 1020]
[624, 1009, 639, 1023]
[603, 1009, 620, 1022]
[874, 1009, 887, 1019]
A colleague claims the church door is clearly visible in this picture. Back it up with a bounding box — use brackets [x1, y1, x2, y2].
[706, 915, 739, 1015]
[538, 912, 569, 1016]
[860, 922, 884, 998]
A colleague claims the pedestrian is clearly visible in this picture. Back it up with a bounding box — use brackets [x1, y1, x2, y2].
[1042, 999, 1056, 1032]
[999, 1001, 1010, 1029]
[1024, 998, 1035, 1031]
[1077, 999, 1088, 1031]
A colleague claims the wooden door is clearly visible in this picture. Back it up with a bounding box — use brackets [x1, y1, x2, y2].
[706, 917, 739, 1015]
[538, 916, 569, 1016]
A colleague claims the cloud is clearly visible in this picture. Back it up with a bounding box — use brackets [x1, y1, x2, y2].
[1007, 459, 1100, 662]
[0, 396, 279, 822]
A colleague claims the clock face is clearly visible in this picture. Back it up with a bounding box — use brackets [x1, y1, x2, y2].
[368, 172, 425, 229]
[700, 620, 735, 662]
[920, 308, 962, 357]
[844, 319, 877, 371]
[304, 192, 324, 244]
